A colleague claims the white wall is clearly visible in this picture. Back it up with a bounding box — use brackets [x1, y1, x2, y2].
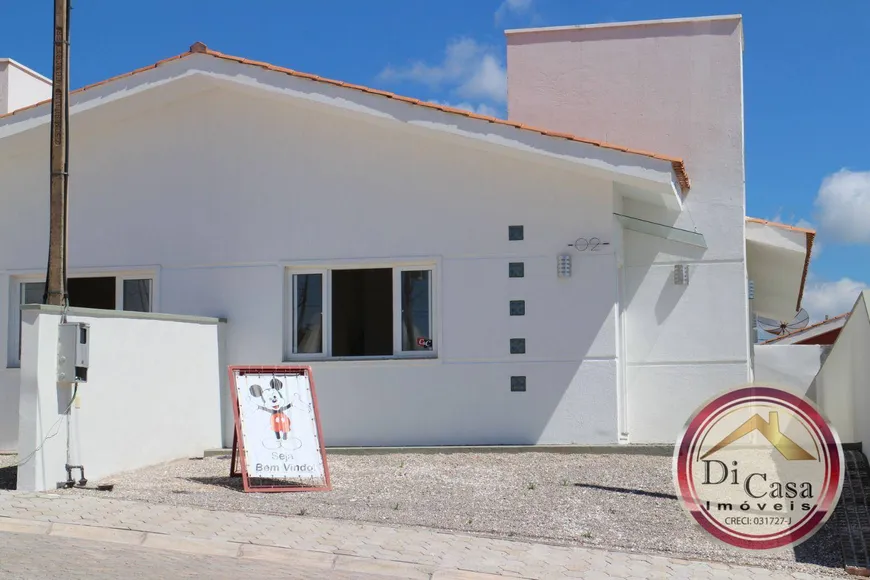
[0, 60, 51, 115]
[0, 370, 18, 451]
[810, 293, 870, 446]
[16, 307, 224, 491]
[753, 344, 825, 396]
[507, 16, 750, 443]
[1, 82, 622, 447]
[0, 366, 18, 451]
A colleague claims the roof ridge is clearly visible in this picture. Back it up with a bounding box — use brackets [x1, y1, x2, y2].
[0, 43, 690, 193]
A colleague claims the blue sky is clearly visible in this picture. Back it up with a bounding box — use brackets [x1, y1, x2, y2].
[2, 0, 868, 320]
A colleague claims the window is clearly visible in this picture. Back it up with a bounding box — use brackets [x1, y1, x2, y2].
[8, 274, 154, 367]
[286, 265, 435, 360]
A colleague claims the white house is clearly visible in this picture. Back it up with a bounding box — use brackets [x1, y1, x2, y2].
[0, 15, 820, 453]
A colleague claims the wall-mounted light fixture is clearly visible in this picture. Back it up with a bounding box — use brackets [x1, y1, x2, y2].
[558, 254, 572, 278]
[673, 264, 690, 285]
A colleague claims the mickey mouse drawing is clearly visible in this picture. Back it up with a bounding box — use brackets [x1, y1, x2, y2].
[250, 378, 293, 448]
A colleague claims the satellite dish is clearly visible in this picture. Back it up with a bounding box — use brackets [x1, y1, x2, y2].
[757, 309, 810, 336]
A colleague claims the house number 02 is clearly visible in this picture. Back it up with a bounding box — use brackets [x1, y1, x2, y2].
[572, 237, 609, 251]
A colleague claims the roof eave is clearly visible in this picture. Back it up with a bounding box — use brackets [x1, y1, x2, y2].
[796, 231, 815, 312]
[0, 47, 690, 202]
[746, 218, 815, 322]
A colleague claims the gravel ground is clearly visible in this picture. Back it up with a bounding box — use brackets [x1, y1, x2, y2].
[40, 452, 846, 577]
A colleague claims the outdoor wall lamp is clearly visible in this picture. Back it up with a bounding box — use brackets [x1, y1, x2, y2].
[674, 264, 690, 285]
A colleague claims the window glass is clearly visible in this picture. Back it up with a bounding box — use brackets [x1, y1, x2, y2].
[294, 274, 323, 354]
[21, 282, 45, 306]
[123, 279, 152, 312]
[401, 270, 432, 351]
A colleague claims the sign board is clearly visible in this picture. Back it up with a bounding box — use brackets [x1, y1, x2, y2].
[228, 365, 331, 492]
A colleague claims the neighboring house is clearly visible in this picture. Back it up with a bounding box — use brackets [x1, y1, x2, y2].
[0, 58, 50, 115]
[744, 217, 815, 338]
[762, 313, 849, 346]
[812, 292, 870, 452]
[0, 15, 814, 452]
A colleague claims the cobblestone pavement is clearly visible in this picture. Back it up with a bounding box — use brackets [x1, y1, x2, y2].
[0, 491, 845, 579]
[0, 532, 398, 579]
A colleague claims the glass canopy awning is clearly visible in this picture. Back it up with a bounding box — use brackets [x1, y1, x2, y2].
[614, 213, 707, 248]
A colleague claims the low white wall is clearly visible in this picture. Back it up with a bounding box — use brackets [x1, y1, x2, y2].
[17, 306, 225, 491]
[753, 344, 825, 397]
[811, 293, 870, 446]
[0, 369, 18, 452]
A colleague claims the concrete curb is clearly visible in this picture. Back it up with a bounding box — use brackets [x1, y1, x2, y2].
[0, 516, 528, 579]
[204, 442, 864, 459]
[203, 444, 676, 458]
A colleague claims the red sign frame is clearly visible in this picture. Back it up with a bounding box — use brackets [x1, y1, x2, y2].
[228, 365, 331, 493]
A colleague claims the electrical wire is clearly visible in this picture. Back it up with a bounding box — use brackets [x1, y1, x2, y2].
[66, 380, 72, 466]
[11, 383, 77, 469]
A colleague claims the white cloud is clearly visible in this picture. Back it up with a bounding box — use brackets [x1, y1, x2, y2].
[455, 56, 506, 103]
[495, 0, 535, 23]
[814, 169, 870, 244]
[769, 211, 814, 232]
[802, 276, 867, 321]
[378, 38, 506, 104]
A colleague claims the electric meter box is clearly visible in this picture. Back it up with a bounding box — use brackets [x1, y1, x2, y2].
[57, 322, 89, 383]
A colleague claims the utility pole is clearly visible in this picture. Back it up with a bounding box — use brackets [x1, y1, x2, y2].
[44, 0, 70, 306]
